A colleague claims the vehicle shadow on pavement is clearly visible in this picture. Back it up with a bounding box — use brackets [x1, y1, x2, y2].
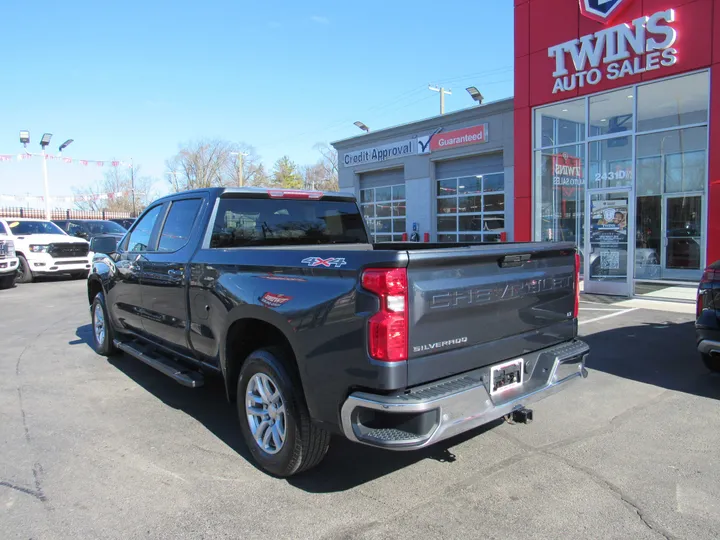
[289, 421, 502, 493]
[72, 325, 503, 490]
[584, 320, 720, 401]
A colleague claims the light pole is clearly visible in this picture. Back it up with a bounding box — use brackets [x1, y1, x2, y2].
[466, 86, 484, 105]
[39, 133, 53, 220]
[20, 131, 74, 220]
[353, 121, 370, 133]
[230, 152, 249, 187]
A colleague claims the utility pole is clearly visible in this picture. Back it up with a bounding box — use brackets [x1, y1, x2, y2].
[231, 152, 249, 187]
[429, 85, 452, 115]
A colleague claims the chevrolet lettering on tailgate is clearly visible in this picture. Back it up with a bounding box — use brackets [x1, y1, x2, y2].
[430, 274, 574, 310]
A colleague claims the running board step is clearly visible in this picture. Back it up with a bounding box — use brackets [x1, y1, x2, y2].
[113, 339, 204, 388]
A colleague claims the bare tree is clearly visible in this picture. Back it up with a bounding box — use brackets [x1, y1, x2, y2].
[73, 164, 155, 215]
[166, 139, 265, 191]
[302, 143, 339, 191]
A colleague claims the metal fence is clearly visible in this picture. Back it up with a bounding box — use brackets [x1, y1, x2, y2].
[0, 207, 133, 220]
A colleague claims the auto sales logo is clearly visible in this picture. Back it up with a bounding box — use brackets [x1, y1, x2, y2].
[579, 0, 631, 24]
[552, 153, 583, 187]
[548, 9, 677, 95]
[301, 257, 347, 268]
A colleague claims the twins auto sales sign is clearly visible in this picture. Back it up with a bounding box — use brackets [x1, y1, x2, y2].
[552, 153, 583, 187]
[549, 6, 678, 94]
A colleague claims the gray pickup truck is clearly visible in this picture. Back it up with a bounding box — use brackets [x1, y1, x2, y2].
[87, 187, 589, 476]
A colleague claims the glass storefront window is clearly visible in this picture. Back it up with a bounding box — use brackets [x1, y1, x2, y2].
[589, 89, 634, 138]
[533, 144, 585, 245]
[533, 73, 709, 291]
[588, 138, 632, 189]
[436, 173, 505, 243]
[360, 185, 407, 242]
[636, 127, 707, 194]
[534, 98, 585, 148]
[637, 72, 709, 132]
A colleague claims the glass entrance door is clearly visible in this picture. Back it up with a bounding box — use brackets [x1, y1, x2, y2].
[663, 195, 704, 280]
[584, 189, 632, 296]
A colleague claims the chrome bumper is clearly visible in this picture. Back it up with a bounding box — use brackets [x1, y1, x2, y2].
[340, 340, 589, 450]
[698, 339, 720, 356]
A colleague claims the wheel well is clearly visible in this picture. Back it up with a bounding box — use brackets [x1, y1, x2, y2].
[225, 319, 298, 402]
[87, 278, 103, 305]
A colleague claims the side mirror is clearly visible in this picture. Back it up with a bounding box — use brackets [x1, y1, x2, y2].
[90, 236, 119, 254]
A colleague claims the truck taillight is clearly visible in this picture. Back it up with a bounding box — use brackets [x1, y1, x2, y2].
[697, 268, 719, 317]
[362, 268, 408, 362]
[574, 252, 580, 319]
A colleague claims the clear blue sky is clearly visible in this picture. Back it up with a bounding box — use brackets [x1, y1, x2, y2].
[0, 0, 514, 207]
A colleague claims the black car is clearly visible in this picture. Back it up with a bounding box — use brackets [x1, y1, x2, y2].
[110, 218, 136, 230]
[54, 219, 127, 243]
[696, 260, 720, 373]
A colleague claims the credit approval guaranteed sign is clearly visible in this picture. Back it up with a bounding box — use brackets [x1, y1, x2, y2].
[548, 8, 677, 94]
[417, 124, 489, 154]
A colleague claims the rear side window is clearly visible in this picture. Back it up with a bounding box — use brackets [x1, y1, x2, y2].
[127, 205, 164, 252]
[158, 199, 203, 252]
[211, 197, 368, 248]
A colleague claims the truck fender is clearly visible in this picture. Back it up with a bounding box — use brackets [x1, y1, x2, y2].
[220, 305, 307, 400]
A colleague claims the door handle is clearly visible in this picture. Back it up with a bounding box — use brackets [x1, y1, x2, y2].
[168, 269, 184, 278]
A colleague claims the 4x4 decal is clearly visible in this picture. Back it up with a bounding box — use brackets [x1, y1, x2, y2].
[301, 257, 347, 268]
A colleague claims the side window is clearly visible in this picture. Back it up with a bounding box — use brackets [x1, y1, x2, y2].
[157, 199, 203, 252]
[127, 205, 164, 252]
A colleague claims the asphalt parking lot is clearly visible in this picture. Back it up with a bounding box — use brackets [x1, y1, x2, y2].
[2, 279, 719, 540]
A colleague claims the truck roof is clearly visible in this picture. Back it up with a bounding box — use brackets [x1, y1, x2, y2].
[153, 187, 357, 204]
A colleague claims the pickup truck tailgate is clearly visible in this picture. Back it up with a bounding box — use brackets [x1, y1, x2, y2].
[406, 242, 577, 385]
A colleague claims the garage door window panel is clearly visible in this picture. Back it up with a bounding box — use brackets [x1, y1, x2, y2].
[436, 172, 505, 243]
[361, 185, 406, 242]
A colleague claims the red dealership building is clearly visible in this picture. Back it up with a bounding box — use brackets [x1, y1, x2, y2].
[514, 0, 719, 295]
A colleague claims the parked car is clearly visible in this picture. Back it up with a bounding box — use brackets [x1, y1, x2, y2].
[109, 218, 136, 230]
[0, 218, 92, 282]
[87, 187, 588, 477]
[54, 219, 128, 243]
[696, 260, 720, 372]
[0, 220, 19, 289]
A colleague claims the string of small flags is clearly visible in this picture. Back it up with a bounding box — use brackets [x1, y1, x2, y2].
[0, 152, 133, 168]
[0, 191, 138, 204]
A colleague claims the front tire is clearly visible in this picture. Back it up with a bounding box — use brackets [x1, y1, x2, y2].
[16, 255, 34, 283]
[701, 353, 720, 373]
[91, 292, 118, 356]
[237, 348, 330, 477]
[0, 274, 15, 290]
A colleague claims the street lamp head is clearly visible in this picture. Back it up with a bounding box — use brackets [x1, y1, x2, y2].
[19, 130, 30, 146]
[466, 86, 484, 104]
[40, 133, 53, 149]
[59, 139, 74, 153]
[354, 121, 370, 133]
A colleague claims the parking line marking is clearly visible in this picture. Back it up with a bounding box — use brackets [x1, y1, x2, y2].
[579, 308, 638, 326]
[579, 307, 628, 311]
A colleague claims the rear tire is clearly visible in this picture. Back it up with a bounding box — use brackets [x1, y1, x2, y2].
[701, 353, 720, 373]
[236, 348, 330, 477]
[16, 255, 34, 283]
[91, 292, 118, 356]
[0, 274, 15, 290]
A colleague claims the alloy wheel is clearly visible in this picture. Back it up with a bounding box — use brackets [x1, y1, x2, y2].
[245, 373, 286, 454]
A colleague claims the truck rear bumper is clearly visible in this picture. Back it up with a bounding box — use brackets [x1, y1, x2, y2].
[340, 340, 589, 450]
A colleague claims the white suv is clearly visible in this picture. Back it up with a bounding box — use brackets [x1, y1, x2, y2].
[0, 220, 19, 289]
[0, 218, 92, 283]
